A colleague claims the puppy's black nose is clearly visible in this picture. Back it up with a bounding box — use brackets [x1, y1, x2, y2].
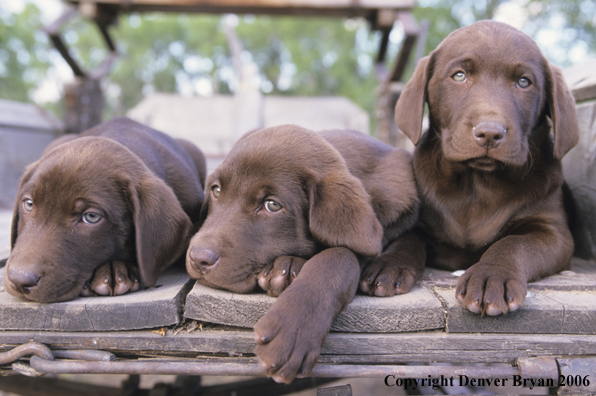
[7, 268, 40, 294]
[188, 247, 219, 270]
[473, 122, 506, 148]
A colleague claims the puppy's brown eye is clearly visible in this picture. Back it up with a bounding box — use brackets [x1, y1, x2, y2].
[452, 71, 466, 82]
[517, 77, 531, 88]
[82, 212, 102, 224]
[23, 199, 33, 211]
[212, 185, 221, 199]
[264, 200, 282, 212]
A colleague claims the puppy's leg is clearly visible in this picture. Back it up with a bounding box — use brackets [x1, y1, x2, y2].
[456, 219, 573, 316]
[359, 232, 426, 297]
[81, 262, 141, 297]
[254, 247, 360, 383]
[257, 256, 306, 297]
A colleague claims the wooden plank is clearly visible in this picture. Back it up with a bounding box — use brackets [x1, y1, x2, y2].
[433, 287, 571, 334]
[1, 329, 596, 365]
[184, 282, 445, 333]
[0, 267, 193, 331]
[542, 291, 596, 334]
[421, 257, 596, 291]
[564, 59, 596, 102]
[66, 0, 416, 16]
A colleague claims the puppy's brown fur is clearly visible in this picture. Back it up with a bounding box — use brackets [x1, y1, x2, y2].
[5, 117, 205, 302]
[395, 20, 579, 316]
[186, 125, 422, 382]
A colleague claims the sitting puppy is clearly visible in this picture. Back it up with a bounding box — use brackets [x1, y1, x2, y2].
[186, 125, 423, 383]
[5, 117, 205, 302]
[394, 20, 579, 316]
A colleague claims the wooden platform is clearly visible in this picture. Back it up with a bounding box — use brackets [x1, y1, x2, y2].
[0, 267, 194, 331]
[1, 258, 594, 335]
[183, 258, 596, 335]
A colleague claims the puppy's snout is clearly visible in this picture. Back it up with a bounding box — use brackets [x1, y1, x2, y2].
[473, 122, 506, 148]
[7, 267, 41, 294]
[188, 246, 219, 270]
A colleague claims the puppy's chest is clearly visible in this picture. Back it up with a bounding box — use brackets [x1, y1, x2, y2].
[423, 182, 521, 250]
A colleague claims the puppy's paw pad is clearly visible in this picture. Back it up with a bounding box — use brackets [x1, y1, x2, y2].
[456, 263, 526, 316]
[88, 263, 113, 296]
[85, 262, 140, 297]
[258, 256, 306, 296]
[113, 262, 140, 295]
[360, 260, 417, 297]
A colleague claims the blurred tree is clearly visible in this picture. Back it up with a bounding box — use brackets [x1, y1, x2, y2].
[0, 2, 50, 102]
[0, 1, 594, 127]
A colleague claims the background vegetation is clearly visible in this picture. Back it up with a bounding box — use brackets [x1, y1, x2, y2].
[0, 0, 594, 128]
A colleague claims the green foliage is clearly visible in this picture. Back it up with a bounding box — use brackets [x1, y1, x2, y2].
[1, 1, 594, 125]
[0, 3, 50, 102]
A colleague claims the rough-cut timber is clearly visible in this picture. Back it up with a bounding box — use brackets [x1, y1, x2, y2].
[0, 268, 193, 331]
[183, 283, 445, 333]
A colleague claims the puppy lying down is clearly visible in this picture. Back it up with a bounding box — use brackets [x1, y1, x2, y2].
[4, 117, 205, 302]
[186, 125, 424, 382]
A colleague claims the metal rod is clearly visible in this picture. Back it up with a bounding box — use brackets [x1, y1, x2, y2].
[29, 357, 521, 379]
[0, 343, 53, 365]
[52, 350, 116, 362]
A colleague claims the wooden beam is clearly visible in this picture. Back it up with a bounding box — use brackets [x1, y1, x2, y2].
[0, 268, 193, 331]
[66, 0, 416, 17]
[1, 330, 596, 365]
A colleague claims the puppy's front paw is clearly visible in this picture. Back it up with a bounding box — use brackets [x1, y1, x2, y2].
[81, 262, 141, 297]
[257, 256, 306, 297]
[254, 284, 330, 383]
[359, 257, 418, 297]
[455, 262, 526, 316]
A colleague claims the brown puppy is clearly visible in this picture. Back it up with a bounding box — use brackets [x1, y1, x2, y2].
[395, 20, 579, 316]
[186, 125, 422, 382]
[5, 117, 205, 302]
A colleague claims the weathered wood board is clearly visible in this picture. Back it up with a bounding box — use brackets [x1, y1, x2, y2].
[0, 267, 193, 331]
[1, 329, 596, 366]
[563, 60, 596, 259]
[564, 59, 596, 103]
[184, 258, 596, 334]
[1, 258, 594, 333]
[184, 283, 445, 333]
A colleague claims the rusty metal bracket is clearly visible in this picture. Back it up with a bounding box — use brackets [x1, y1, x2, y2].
[556, 356, 596, 395]
[516, 356, 559, 380]
[0, 342, 53, 366]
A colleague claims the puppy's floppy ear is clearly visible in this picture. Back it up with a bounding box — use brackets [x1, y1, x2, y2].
[308, 171, 383, 258]
[130, 174, 193, 287]
[546, 64, 579, 160]
[394, 55, 432, 146]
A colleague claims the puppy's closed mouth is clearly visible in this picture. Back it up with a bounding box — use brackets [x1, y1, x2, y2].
[464, 156, 505, 172]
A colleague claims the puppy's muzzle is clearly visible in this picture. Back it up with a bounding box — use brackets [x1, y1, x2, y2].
[188, 246, 219, 273]
[6, 267, 41, 295]
[473, 122, 506, 149]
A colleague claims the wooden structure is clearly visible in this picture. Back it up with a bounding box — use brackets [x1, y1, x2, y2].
[1, 259, 595, 395]
[0, 99, 64, 207]
[47, 0, 422, 139]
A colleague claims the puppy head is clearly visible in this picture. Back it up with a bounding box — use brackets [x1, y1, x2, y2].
[395, 20, 578, 170]
[186, 125, 383, 293]
[5, 137, 192, 302]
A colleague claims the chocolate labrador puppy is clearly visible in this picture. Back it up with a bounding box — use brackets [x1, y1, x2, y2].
[186, 125, 422, 382]
[394, 20, 579, 316]
[5, 117, 205, 302]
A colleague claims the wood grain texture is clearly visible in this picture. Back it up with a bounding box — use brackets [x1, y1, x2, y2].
[434, 287, 572, 334]
[0, 267, 193, 331]
[184, 282, 445, 333]
[1, 329, 595, 365]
